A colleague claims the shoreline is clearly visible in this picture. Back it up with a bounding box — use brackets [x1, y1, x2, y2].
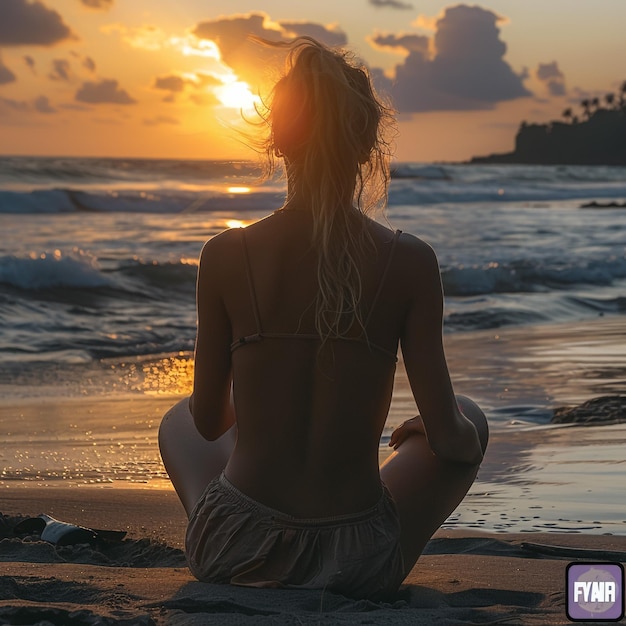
[1, 488, 624, 625]
[2, 315, 626, 535]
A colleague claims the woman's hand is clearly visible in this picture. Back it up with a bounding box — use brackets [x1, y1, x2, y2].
[389, 415, 426, 449]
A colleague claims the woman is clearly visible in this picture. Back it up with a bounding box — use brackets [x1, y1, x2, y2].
[159, 37, 488, 600]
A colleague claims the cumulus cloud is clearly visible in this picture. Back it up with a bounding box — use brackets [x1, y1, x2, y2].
[80, 0, 113, 10]
[75, 78, 136, 104]
[370, 4, 530, 112]
[34, 94, 55, 112]
[536, 61, 566, 96]
[49, 58, 71, 81]
[369, 0, 413, 9]
[0, 56, 17, 84]
[0, 0, 76, 46]
[192, 13, 347, 86]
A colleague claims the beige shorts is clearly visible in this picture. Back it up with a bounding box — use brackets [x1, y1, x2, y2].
[185, 472, 404, 600]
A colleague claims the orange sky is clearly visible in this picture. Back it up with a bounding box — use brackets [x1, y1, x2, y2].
[1, 0, 625, 162]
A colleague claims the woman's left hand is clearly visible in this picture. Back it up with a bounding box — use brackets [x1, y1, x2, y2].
[389, 415, 426, 449]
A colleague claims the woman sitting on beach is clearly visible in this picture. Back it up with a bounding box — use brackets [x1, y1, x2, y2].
[159, 37, 488, 600]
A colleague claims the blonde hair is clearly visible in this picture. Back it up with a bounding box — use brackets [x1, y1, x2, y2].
[250, 37, 395, 344]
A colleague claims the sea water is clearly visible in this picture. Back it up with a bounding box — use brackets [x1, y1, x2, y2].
[1, 157, 625, 516]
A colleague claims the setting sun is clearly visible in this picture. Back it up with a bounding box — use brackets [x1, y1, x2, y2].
[215, 80, 261, 112]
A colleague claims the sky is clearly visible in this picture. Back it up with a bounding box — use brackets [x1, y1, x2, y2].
[0, 0, 625, 162]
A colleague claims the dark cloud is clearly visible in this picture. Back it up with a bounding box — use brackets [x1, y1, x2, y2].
[0, 57, 17, 84]
[369, 0, 413, 9]
[192, 13, 283, 85]
[370, 4, 530, 112]
[192, 13, 346, 86]
[75, 79, 136, 104]
[278, 21, 347, 47]
[143, 115, 179, 126]
[49, 58, 70, 81]
[370, 32, 429, 54]
[0, 96, 29, 111]
[536, 61, 565, 97]
[153, 74, 187, 92]
[23, 55, 36, 72]
[83, 56, 96, 72]
[0, 0, 76, 46]
[536, 61, 563, 81]
[34, 94, 55, 113]
[80, 0, 114, 10]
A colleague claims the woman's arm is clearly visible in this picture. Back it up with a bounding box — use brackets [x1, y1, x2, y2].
[190, 234, 236, 441]
[399, 237, 483, 465]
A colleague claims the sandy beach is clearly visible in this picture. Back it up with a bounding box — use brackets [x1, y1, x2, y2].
[2, 485, 625, 625]
[2, 317, 626, 623]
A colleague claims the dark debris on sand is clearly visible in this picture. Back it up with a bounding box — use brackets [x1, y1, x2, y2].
[551, 395, 626, 425]
[0, 513, 186, 568]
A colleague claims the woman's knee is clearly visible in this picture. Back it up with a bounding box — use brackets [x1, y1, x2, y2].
[159, 397, 192, 447]
[456, 395, 489, 454]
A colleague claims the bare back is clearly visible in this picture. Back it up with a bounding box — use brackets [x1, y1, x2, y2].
[193, 210, 419, 517]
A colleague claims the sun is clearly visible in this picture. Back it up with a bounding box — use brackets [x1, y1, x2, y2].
[215, 80, 261, 112]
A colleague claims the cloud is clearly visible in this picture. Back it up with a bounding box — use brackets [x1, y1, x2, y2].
[49, 58, 71, 81]
[536, 61, 563, 81]
[83, 56, 96, 72]
[153, 74, 188, 93]
[370, 32, 429, 54]
[34, 94, 55, 113]
[143, 115, 179, 126]
[370, 4, 530, 112]
[0, 96, 29, 112]
[23, 55, 36, 73]
[278, 21, 347, 47]
[0, 0, 76, 46]
[535, 61, 565, 97]
[369, 0, 413, 10]
[80, 0, 113, 10]
[192, 13, 347, 86]
[0, 56, 17, 84]
[152, 72, 220, 102]
[101, 23, 165, 51]
[75, 79, 136, 104]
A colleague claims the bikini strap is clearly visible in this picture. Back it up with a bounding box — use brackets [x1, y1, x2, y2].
[240, 228, 263, 335]
[364, 230, 401, 329]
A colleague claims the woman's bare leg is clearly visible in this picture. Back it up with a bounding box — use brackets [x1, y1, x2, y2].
[380, 395, 488, 578]
[159, 397, 236, 517]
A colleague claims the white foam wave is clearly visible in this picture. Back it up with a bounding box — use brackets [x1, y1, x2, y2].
[0, 250, 108, 289]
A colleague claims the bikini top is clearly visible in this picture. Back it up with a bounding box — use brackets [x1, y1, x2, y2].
[230, 227, 402, 362]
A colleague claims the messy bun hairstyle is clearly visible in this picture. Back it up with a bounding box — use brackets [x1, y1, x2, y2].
[251, 36, 395, 344]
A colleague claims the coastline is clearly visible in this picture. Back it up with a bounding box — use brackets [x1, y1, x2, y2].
[2, 487, 624, 624]
[2, 315, 625, 622]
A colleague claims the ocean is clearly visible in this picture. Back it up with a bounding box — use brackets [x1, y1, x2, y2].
[2, 156, 625, 532]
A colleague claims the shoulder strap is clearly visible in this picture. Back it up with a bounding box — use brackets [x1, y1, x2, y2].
[364, 230, 401, 328]
[240, 228, 263, 334]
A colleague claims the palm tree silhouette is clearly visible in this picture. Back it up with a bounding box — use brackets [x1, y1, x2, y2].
[580, 98, 591, 119]
[562, 107, 573, 123]
[605, 93, 615, 109]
